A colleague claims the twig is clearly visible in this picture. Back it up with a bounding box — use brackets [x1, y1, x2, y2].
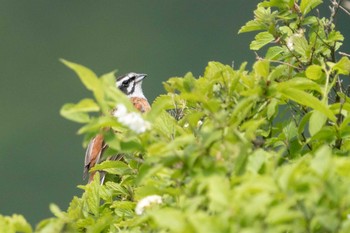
[339, 3, 350, 15]
[254, 52, 300, 70]
[326, 0, 344, 32]
[339, 51, 350, 57]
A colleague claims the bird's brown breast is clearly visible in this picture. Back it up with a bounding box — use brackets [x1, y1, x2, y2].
[130, 97, 151, 113]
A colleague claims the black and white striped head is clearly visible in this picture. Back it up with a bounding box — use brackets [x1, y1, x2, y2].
[116, 72, 147, 98]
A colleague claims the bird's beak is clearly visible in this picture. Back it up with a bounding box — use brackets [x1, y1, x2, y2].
[136, 73, 147, 83]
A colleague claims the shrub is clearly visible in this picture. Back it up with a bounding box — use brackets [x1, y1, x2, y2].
[2, 0, 350, 232]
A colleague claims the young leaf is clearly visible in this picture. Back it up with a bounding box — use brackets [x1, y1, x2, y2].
[292, 35, 309, 60]
[2, 215, 33, 233]
[81, 174, 101, 217]
[149, 208, 189, 232]
[148, 94, 175, 120]
[60, 59, 104, 104]
[310, 145, 331, 176]
[265, 46, 285, 60]
[77, 116, 122, 134]
[250, 32, 275, 50]
[253, 60, 270, 79]
[239, 20, 266, 33]
[275, 77, 322, 94]
[90, 160, 132, 176]
[277, 86, 336, 122]
[333, 57, 350, 75]
[309, 110, 327, 136]
[305, 65, 324, 80]
[60, 99, 100, 123]
[300, 0, 323, 15]
[60, 104, 90, 123]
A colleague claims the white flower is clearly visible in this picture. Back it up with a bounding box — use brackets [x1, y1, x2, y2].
[113, 103, 128, 118]
[113, 104, 151, 134]
[286, 37, 294, 51]
[286, 30, 304, 51]
[212, 83, 221, 93]
[135, 195, 163, 215]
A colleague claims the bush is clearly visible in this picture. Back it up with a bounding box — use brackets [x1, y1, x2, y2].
[2, 0, 350, 232]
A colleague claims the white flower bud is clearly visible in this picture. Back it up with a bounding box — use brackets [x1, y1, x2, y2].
[135, 195, 163, 215]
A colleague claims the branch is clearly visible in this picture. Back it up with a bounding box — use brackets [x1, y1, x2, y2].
[339, 2, 350, 15]
[254, 52, 301, 70]
[339, 51, 350, 57]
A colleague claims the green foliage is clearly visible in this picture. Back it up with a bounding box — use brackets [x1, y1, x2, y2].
[2, 0, 350, 232]
[0, 215, 32, 233]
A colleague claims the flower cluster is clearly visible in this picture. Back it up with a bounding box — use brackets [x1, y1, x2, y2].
[135, 195, 163, 215]
[113, 104, 151, 134]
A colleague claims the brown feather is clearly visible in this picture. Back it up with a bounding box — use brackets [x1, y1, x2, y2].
[83, 134, 105, 182]
[130, 97, 151, 113]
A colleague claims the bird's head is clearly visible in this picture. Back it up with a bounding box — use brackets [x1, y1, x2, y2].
[116, 72, 147, 98]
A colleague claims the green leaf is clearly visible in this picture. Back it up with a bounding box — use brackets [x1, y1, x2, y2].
[149, 208, 190, 232]
[250, 32, 275, 50]
[239, 6, 272, 33]
[66, 196, 83, 219]
[247, 149, 268, 174]
[253, 60, 270, 79]
[239, 20, 266, 33]
[152, 111, 180, 140]
[298, 111, 312, 136]
[275, 77, 322, 94]
[0, 215, 33, 233]
[277, 86, 336, 122]
[310, 126, 336, 143]
[148, 94, 175, 121]
[135, 163, 163, 185]
[188, 213, 226, 233]
[268, 65, 288, 82]
[300, 0, 323, 15]
[305, 65, 324, 80]
[35, 218, 67, 233]
[204, 61, 227, 79]
[60, 99, 100, 123]
[12, 215, 33, 233]
[105, 182, 130, 197]
[77, 116, 122, 134]
[293, 35, 309, 59]
[60, 59, 104, 103]
[81, 174, 101, 217]
[309, 110, 327, 136]
[333, 56, 350, 75]
[265, 46, 285, 60]
[60, 105, 90, 123]
[90, 160, 132, 176]
[99, 70, 117, 80]
[49, 204, 69, 221]
[261, 0, 294, 8]
[310, 145, 331, 176]
[283, 120, 298, 142]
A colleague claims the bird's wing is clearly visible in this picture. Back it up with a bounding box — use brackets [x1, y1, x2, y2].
[83, 134, 105, 180]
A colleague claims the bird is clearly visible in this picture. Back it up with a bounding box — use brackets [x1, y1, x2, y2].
[83, 72, 151, 183]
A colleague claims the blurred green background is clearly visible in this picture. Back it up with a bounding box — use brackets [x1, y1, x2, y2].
[0, 0, 349, 225]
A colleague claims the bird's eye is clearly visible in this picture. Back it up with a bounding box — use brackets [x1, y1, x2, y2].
[122, 80, 129, 87]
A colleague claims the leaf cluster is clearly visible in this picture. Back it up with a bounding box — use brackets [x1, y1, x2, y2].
[2, 0, 350, 232]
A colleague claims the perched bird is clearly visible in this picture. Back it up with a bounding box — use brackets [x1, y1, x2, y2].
[83, 72, 151, 183]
